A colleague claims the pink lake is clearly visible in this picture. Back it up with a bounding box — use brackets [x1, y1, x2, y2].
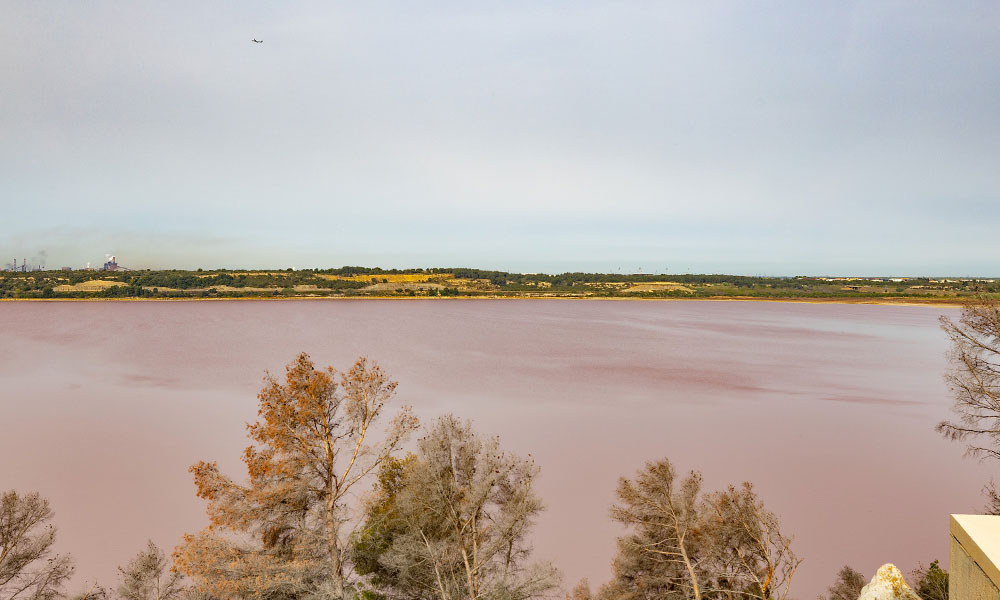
[0, 299, 989, 598]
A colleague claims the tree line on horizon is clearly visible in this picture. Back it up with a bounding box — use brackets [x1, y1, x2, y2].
[3, 266, 997, 300]
[6, 297, 1000, 600]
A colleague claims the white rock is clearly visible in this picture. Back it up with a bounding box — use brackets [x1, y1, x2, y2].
[856, 564, 921, 600]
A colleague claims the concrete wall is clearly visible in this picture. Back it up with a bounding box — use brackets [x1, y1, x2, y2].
[950, 515, 1000, 600]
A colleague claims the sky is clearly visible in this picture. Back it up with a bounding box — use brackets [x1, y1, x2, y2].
[2, 1, 1000, 275]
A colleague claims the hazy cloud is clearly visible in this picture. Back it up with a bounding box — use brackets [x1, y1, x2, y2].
[3, 1, 999, 274]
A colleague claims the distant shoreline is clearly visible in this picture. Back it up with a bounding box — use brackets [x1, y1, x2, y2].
[0, 295, 968, 307]
[3, 268, 990, 304]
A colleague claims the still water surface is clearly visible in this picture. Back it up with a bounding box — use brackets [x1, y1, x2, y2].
[0, 299, 990, 597]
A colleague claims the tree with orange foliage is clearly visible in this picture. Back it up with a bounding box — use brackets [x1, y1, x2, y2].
[174, 353, 419, 600]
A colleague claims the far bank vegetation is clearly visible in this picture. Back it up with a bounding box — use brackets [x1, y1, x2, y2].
[2, 266, 996, 301]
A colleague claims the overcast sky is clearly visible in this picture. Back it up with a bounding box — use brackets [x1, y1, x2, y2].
[3, 1, 999, 275]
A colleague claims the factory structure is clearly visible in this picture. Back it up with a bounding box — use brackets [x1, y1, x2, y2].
[4, 254, 128, 272]
[5, 258, 41, 272]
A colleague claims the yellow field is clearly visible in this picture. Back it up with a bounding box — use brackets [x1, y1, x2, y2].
[53, 280, 126, 292]
[621, 281, 695, 293]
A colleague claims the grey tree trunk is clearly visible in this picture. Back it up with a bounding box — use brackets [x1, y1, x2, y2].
[326, 494, 347, 600]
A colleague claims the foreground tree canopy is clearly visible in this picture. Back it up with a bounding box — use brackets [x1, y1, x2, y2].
[821, 565, 866, 600]
[601, 458, 800, 600]
[174, 353, 419, 600]
[3, 352, 816, 600]
[938, 296, 1000, 460]
[937, 296, 1000, 513]
[353, 416, 560, 600]
[0, 490, 74, 600]
[911, 561, 948, 600]
[117, 540, 185, 600]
